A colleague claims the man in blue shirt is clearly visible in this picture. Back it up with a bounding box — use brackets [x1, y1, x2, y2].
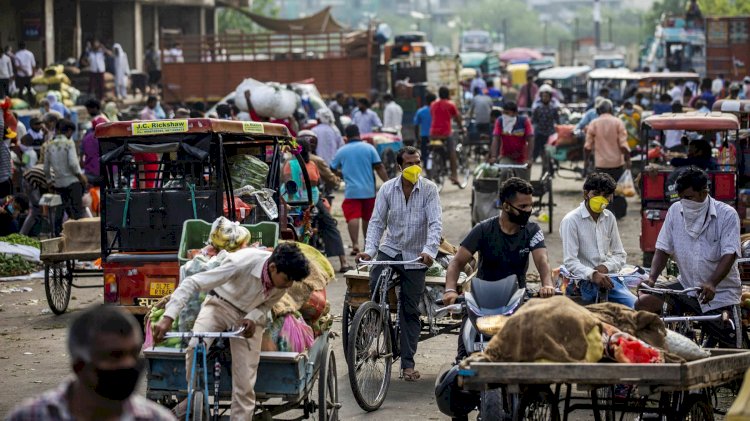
[413, 93, 436, 160]
[351, 98, 382, 135]
[331, 124, 389, 255]
[487, 80, 503, 104]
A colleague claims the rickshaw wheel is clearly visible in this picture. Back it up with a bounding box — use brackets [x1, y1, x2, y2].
[190, 390, 206, 421]
[341, 303, 351, 357]
[514, 386, 560, 421]
[44, 261, 73, 315]
[679, 394, 714, 421]
[316, 347, 339, 420]
[347, 301, 392, 412]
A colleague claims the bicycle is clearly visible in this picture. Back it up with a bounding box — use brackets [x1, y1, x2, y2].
[163, 328, 245, 421]
[425, 134, 471, 192]
[345, 258, 425, 412]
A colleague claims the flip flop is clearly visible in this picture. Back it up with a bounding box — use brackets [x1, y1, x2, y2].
[349, 247, 360, 256]
[339, 265, 353, 273]
[402, 369, 421, 382]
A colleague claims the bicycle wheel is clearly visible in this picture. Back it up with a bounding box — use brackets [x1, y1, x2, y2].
[341, 302, 352, 357]
[455, 142, 471, 189]
[44, 261, 73, 315]
[190, 390, 205, 421]
[317, 348, 339, 420]
[514, 386, 560, 421]
[679, 394, 714, 421]
[427, 151, 445, 192]
[346, 301, 392, 412]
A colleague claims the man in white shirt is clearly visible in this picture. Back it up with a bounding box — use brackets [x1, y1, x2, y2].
[153, 236, 311, 420]
[711, 74, 724, 96]
[668, 78, 686, 105]
[87, 39, 112, 100]
[382, 93, 403, 135]
[560, 172, 635, 307]
[13, 42, 35, 99]
[0, 48, 14, 98]
[469, 87, 494, 139]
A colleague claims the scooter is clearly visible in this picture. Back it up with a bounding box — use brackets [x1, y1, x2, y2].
[434, 275, 527, 421]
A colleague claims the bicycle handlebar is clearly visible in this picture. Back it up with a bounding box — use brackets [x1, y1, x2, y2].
[638, 284, 702, 296]
[356, 258, 426, 267]
[485, 163, 529, 169]
[164, 328, 246, 340]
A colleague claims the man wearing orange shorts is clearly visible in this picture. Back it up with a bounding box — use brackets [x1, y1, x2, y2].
[331, 125, 389, 255]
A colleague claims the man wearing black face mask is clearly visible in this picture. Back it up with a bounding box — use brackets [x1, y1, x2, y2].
[7, 304, 176, 420]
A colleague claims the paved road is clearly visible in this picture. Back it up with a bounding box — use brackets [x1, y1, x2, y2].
[0, 170, 648, 419]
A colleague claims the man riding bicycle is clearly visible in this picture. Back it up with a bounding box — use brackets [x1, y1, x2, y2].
[430, 86, 466, 186]
[357, 146, 442, 381]
[636, 168, 743, 348]
[488, 101, 534, 180]
[443, 177, 555, 360]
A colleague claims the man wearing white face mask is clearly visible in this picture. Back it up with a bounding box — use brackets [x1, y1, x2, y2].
[357, 146, 442, 382]
[560, 172, 634, 307]
[488, 101, 533, 180]
[637, 168, 743, 348]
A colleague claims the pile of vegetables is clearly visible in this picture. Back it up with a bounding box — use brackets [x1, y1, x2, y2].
[0, 234, 40, 249]
[0, 254, 38, 277]
[228, 155, 269, 191]
[148, 307, 182, 348]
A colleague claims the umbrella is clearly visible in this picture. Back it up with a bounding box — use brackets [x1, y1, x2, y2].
[500, 48, 543, 62]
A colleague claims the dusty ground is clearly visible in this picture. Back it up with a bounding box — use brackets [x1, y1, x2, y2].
[0, 168, 689, 419]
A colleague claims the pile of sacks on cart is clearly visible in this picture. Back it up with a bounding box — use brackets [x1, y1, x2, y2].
[143, 238, 334, 354]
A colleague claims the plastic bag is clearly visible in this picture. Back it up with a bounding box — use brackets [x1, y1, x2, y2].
[615, 170, 636, 198]
[279, 313, 314, 353]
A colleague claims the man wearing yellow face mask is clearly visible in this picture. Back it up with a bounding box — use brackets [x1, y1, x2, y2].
[359, 146, 442, 382]
[560, 172, 635, 307]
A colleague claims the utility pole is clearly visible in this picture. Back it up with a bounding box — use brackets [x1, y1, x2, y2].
[543, 20, 548, 49]
[503, 18, 508, 49]
[594, 0, 601, 49]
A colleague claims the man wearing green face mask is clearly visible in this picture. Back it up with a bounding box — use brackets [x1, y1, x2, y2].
[359, 146, 442, 381]
[560, 172, 635, 307]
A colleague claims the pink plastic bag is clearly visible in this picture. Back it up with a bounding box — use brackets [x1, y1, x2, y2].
[280, 313, 314, 353]
[142, 318, 154, 352]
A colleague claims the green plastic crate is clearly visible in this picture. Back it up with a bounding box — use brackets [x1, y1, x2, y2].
[178, 219, 279, 266]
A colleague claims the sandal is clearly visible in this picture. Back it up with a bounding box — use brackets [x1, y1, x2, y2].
[339, 265, 353, 273]
[402, 369, 421, 382]
[349, 247, 360, 256]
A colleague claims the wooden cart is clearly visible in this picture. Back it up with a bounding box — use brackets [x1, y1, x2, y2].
[40, 237, 102, 315]
[341, 269, 465, 355]
[459, 349, 750, 420]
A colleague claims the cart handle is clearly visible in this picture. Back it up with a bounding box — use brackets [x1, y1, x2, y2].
[163, 327, 246, 340]
[356, 257, 426, 267]
[486, 163, 529, 169]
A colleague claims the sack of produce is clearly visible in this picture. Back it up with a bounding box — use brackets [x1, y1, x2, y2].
[228, 154, 269, 191]
[300, 289, 327, 322]
[235, 82, 297, 119]
[484, 296, 604, 363]
[426, 261, 446, 277]
[615, 170, 637, 198]
[272, 242, 333, 316]
[664, 329, 709, 361]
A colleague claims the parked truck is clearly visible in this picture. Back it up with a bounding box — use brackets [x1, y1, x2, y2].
[705, 16, 750, 80]
[160, 30, 381, 103]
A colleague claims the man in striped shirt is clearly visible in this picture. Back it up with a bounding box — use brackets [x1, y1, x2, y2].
[560, 172, 635, 307]
[358, 146, 442, 381]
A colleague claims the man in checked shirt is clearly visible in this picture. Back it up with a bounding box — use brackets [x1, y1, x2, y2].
[357, 146, 442, 382]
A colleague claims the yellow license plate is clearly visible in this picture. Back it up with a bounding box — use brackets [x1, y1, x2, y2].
[149, 281, 175, 297]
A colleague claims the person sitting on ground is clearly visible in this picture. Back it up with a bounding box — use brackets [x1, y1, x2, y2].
[560, 172, 635, 307]
[7, 305, 175, 420]
[636, 168, 743, 348]
[153, 239, 311, 419]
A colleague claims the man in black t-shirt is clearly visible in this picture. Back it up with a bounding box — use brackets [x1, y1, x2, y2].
[443, 178, 555, 359]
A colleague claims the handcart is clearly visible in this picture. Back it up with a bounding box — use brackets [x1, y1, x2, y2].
[458, 349, 750, 420]
[471, 164, 554, 233]
[361, 131, 403, 179]
[144, 218, 340, 420]
[39, 219, 103, 315]
[144, 331, 339, 420]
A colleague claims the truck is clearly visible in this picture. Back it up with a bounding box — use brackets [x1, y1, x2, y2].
[705, 16, 750, 80]
[159, 30, 381, 103]
[642, 16, 706, 74]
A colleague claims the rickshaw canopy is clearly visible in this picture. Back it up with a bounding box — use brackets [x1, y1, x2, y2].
[587, 68, 642, 81]
[712, 100, 750, 114]
[638, 72, 700, 82]
[643, 112, 740, 131]
[95, 118, 291, 139]
[537, 66, 591, 81]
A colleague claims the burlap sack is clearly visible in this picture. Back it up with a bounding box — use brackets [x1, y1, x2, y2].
[61, 217, 101, 253]
[484, 296, 604, 363]
[585, 302, 667, 349]
[272, 241, 334, 316]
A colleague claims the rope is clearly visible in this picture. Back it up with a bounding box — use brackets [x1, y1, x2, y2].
[188, 183, 198, 219]
[121, 187, 131, 228]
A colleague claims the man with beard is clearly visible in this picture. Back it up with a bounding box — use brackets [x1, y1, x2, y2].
[6, 305, 175, 420]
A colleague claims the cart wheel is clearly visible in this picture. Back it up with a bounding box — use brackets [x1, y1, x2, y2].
[346, 301, 392, 412]
[679, 394, 714, 421]
[44, 261, 73, 315]
[191, 390, 205, 421]
[317, 347, 339, 420]
[341, 303, 351, 357]
[382, 148, 398, 179]
[479, 387, 512, 421]
[514, 386, 559, 421]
